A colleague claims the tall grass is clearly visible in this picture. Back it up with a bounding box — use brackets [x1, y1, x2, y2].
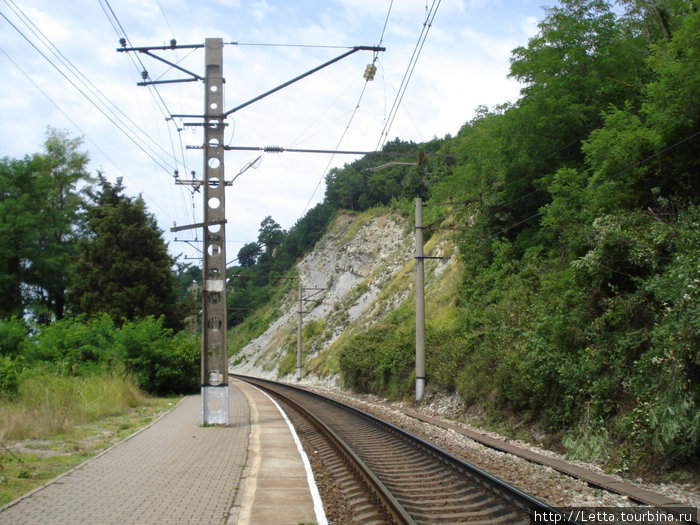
[0, 370, 147, 440]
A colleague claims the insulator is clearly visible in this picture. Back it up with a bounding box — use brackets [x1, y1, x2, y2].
[363, 64, 377, 81]
[141, 70, 149, 80]
[170, 39, 177, 48]
[119, 38, 127, 47]
[264, 146, 283, 153]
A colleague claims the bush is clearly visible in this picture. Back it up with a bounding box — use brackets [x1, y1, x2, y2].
[27, 314, 119, 372]
[2, 314, 199, 396]
[0, 318, 30, 358]
[117, 317, 199, 395]
[0, 355, 21, 394]
[339, 312, 414, 398]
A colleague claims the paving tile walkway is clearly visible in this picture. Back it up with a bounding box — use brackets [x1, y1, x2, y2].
[0, 386, 250, 525]
[232, 380, 325, 525]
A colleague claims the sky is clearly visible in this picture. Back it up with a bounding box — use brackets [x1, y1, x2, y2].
[0, 0, 553, 265]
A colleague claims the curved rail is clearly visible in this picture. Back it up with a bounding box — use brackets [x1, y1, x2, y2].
[234, 375, 580, 525]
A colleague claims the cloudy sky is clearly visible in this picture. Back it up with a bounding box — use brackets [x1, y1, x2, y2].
[0, 0, 551, 264]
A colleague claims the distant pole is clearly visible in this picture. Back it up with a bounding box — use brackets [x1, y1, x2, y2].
[297, 280, 303, 381]
[415, 197, 426, 402]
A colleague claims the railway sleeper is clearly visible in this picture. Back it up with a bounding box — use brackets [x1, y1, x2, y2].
[388, 485, 490, 504]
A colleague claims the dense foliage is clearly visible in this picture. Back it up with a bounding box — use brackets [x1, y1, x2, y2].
[0, 133, 184, 327]
[70, 176, 182, 329]
[1, 132, 197, 399]
[0, 315, 198, 396]
[0, 129, 92, 322]
[329, 0, 699, 467]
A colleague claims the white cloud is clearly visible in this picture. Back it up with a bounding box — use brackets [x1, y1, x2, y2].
[0, 0, 550, 261]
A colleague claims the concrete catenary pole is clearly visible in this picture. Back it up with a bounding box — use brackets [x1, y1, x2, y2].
[415, 197, 426, 402]
[297, 280, 303, 381]
[201, 38, 229, 425]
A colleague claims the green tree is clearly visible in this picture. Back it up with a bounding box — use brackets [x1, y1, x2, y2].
[0, 156, 36, 318]
[70, 176, 181, 329]
[237, 242, 261, 267]
[0, 128, 91, 320]
[257, 216, 284, 252]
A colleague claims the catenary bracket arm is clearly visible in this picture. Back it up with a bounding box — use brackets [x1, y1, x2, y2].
[224, 45, 385, 116]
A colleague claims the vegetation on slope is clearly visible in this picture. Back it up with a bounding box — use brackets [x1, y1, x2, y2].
[1, 0, 696, 473]
[234, 0, 699, 469]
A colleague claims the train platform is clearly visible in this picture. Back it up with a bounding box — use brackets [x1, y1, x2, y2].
[0, 379, 326, 525]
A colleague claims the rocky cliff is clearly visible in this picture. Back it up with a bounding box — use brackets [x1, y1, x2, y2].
[229, 208, 458, 386]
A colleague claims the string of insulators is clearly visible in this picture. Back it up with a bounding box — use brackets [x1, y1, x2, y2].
[363, 64, 377, 81]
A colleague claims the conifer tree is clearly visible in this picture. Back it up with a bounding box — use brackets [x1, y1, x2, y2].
[70, 176, 182, 329]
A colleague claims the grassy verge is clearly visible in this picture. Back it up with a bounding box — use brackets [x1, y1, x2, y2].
[0, 371, 179, 507]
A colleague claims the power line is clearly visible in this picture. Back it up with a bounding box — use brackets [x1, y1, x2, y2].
[296, 1, 397, 219]
[2, 1, 180, 169]
[0, 46, 181, 226]
[98, 0, 194, 179]
[97, 0, 198, 231]
[376, 0, 442, 149]
[228, 42, 356, 49]
[0, 6, 177, 175]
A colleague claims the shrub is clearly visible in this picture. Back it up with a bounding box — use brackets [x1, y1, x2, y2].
[339, 312, 414, 398]
[0, 318, 30, 358]
[117, 317, 199, 395]
[0, 355, 21, 394]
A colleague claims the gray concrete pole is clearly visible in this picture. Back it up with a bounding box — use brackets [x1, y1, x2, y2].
[296, 280, 303, 381]
[415, 197, 425, 402]
[201, 38, 229, 425]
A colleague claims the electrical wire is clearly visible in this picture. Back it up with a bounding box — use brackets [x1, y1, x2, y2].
[228, 42, 356, 49]
[0, 1, 200, 231]
[2, 1, 182, 170]
[376, 0, 441, 150]
[293, 0, 398, 249]
[0, 46, 180, 225]
[0, 6, 177, 175]
[98, 0, 197, 230]
[98, 0, 194, 180]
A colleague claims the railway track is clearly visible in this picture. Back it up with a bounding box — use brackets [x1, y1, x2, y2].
[234, 375, 578, 525]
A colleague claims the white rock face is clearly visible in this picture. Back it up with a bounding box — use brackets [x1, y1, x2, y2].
[230, 212, 416, 382]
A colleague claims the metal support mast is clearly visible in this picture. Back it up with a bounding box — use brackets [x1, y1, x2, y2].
[414, 196, 479, 402]
[120, 39, 385, 423]
[201, 38, 228, 425]
[415, 198, 426, 402]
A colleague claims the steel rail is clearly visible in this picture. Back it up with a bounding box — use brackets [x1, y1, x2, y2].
[234, 374, 580, 525]
[240, 376, 415, 524]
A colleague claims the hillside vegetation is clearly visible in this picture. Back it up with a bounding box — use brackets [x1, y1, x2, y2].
[230, 0, 699, 470]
